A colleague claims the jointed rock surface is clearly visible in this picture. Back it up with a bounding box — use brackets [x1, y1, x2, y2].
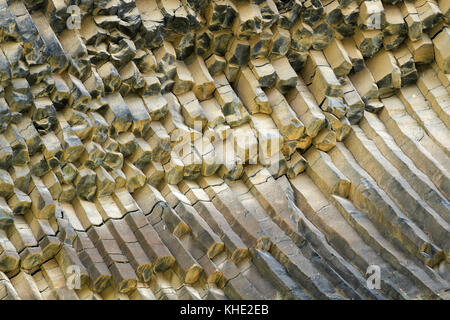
[0, 0, 448, 300]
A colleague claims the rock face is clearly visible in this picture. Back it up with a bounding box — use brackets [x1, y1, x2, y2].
[0, 0, 448, 301]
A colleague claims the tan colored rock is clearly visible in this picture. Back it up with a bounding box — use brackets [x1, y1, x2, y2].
[312, 127, 337, 152]
[172, 60, 194, 95]
[433, 28, 450, 73]
[265, 87, 305, 141]
[354, 28, 383, 58]
[349, 66, 379, 101]
[271, 56, 297, 93]
[366, 50, 402, 97]
[185, 54, 216, 101]
[214, 73, 250, 127]
[406, 34, 434, 64]
[324, 39, 353, 77]
[400, 1, 423, 41]
[248, 58, 276, 88]
[234, 67, 270, 115]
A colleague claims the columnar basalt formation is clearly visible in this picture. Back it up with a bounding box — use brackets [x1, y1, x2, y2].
[0, 0, 448, 300]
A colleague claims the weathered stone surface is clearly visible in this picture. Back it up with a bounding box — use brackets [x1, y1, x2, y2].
[0, 0, 446, 302]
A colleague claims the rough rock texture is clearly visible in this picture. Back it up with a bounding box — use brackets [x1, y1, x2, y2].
[0, 0, 448, 300]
